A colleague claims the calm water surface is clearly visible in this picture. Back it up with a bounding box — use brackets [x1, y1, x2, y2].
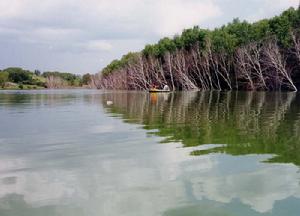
[0, 90, 300, 216]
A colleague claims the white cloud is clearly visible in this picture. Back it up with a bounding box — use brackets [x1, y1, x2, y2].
[28, 27, 82, 43]
[265, 0, 299, 9]
[193, 164, 300, 213]
[0, 0, 221, 38]
[0, 0, 298, 73]
[154, 0, 222, 36]
[0, 0, 64, 19]
[0, 0, 221, 73]
[0, 0, 23, 18]
[0, 27, 20, 35]
[247, 0, 299, 22]
[84, 40, 113, 51]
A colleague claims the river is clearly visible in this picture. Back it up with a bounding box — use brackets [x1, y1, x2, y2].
[0, 90, 300, 216]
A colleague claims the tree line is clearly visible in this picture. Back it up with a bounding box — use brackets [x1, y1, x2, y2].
[91, 6, 300, 91]
[0, 67, 92, 89]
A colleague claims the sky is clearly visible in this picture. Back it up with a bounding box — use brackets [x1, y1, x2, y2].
[0, 0, 299, 74]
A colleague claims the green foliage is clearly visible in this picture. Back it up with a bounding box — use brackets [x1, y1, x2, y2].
[0, 71, 9, 88]
[269, 7, 299, 47]
[0, 67, 82, 89]
[155, 37, 176, 57]
[102, 60, 121, 76]
[2, 67, 48, 88]
[105, 92, 300, 166]
[121, 52, 139, 65]
[173, 35, 184, 49]
[180, 26, 208, 49]
[34, 70, 41, 76]
[82, 73, 92, 85]
[142, 27, 208, 57]
[250, 19, 271, 41]
[103, 6, 300, 75]
[224, 18, 252, 46]
[43, 71, 82, 86]
[3, 67, 33, 84]
[209, 29, 238, 53]
[102, 52, 139, 76]
[142, 44, 160, 57]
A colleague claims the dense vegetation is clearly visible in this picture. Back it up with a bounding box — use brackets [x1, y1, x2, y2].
[92, 6, 300, 91]
[0, 68, 91, 89]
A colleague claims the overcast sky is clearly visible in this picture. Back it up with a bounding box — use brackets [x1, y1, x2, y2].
[0, 0, 299, 74]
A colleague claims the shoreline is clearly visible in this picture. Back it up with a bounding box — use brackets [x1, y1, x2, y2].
[0, 86, 92, 90]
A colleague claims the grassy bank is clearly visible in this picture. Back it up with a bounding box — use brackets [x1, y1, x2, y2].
[0, 68, 92, 89]
[0, 85, 46, 90]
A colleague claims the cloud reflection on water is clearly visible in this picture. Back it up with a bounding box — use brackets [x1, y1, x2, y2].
[0, 90, 300, 216]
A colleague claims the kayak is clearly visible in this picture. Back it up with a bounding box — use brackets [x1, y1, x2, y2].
[149, 89, 171, 93]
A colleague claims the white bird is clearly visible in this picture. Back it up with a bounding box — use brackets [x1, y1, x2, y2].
[106, 101, 113, 105]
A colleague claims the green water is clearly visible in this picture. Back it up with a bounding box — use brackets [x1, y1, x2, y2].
[0, 90, 300, 216]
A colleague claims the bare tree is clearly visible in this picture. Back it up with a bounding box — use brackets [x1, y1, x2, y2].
[235, 47, 255, 90]
[291, 30, 300, 64]
[263, 38, 297, 91]
[46, 76, 67, 89]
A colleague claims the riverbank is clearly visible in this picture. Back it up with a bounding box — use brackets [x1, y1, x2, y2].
[0, 68, 92, 90]
[92, 7, 300, 91]
[0, 85, 91, 90]
[0, 83, 46, 90]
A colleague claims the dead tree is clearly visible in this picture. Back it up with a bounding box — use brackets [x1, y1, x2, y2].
[190, 45, 209, 90]
[165, 52, 176, 90]
[172, 49, 198, 90]
[235, 42, 268, 90]
[263, 38, 297, 91]
[46, 76, 67, 89]
[291, 30, 300, 64]
[235, 47, 255, 90]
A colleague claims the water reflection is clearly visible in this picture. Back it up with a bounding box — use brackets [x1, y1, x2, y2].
[102, 91, 300, 165]
[0, 90, 300, 216]
[100, 91, 300, 215]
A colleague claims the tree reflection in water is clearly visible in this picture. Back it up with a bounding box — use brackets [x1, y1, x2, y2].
[102, 91, 300, 166]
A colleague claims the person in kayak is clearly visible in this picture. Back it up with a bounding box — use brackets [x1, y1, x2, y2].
[151, 84, 158, 91]
[163, 84, 170, 91]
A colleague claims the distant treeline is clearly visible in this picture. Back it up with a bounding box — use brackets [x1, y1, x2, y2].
[92, 6, 300, 91]
[0, 67, 92, 89]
